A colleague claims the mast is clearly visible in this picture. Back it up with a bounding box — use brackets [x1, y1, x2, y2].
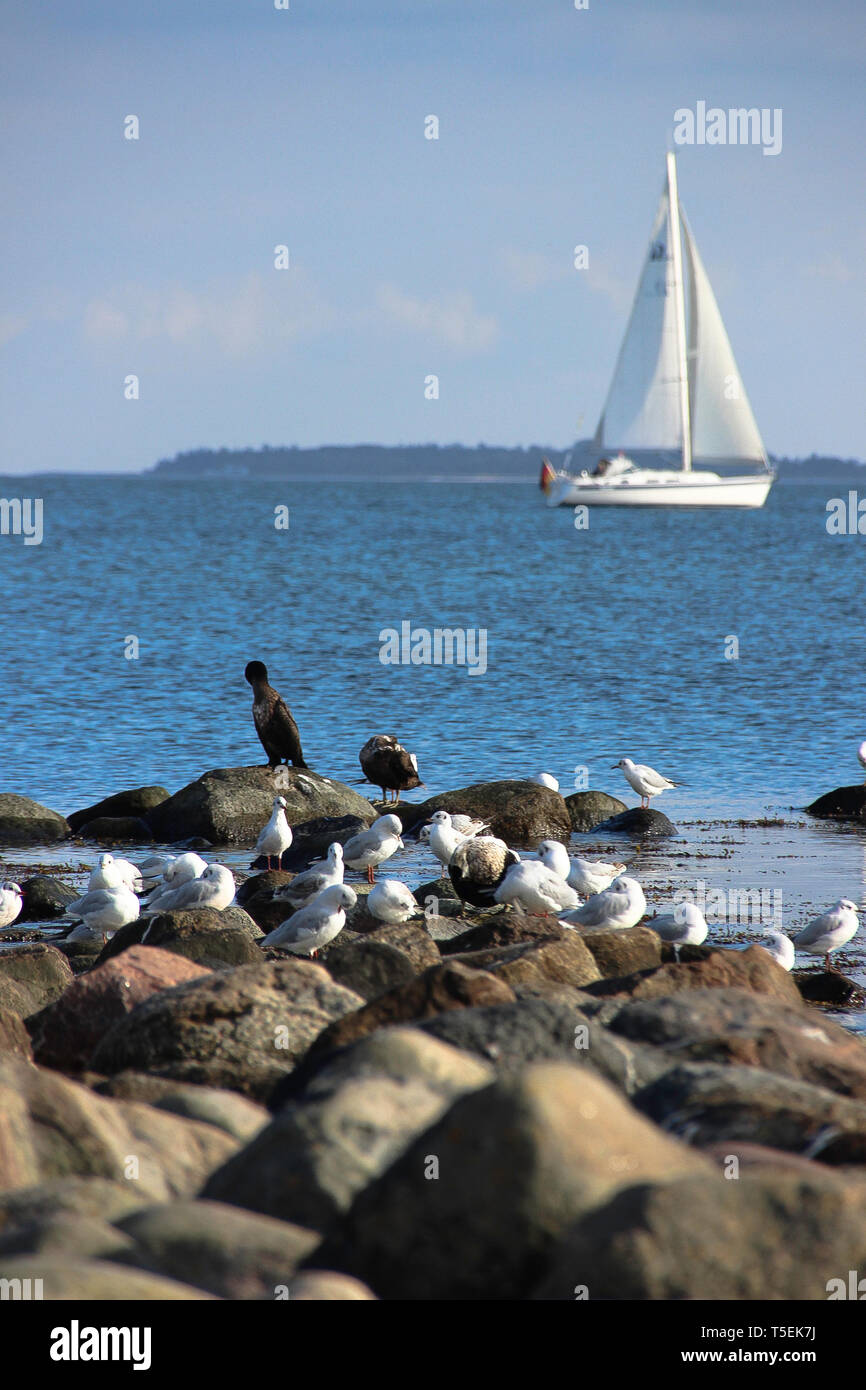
[666, 152, 692, 473]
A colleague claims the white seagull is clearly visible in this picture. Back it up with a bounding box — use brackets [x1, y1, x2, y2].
[145, 863, 236, 914]
[255, 795, 293, 870]
[65, 884, 140, 944]
[757, 930, 795, 971]
[275, 842, 344, 908]
[791, 899, 859, 971]
[135, 853, 177, 891]
[649, 901, 709, 953]
[422, 810, 488, 867]
[612, 757, 679, 808]
[529, 773, 559, 791]
[88, 853, 143, 893]
[342, 814, 403, 883]
[858, 741, 866, 782]
[536, 840, 626, 897]
[0, 881, 23, 929]
[143, 852, 208, 909]
[494, 860, 582, 916]
[367, 879, 423, 923]
[561, 874, 647, 931]
[262, 883, 357, 956]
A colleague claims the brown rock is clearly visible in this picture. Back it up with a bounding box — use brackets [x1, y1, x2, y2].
[0, 944, 73, 1018]
[582, 925, 663, 978]
[404, 780, 571, 849]
[0, 1007, 32, 1060]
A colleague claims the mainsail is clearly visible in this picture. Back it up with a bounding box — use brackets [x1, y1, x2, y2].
[594, 156, 766, 469]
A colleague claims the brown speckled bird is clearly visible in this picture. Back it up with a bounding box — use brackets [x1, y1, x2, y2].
[245, 661, 308, 769]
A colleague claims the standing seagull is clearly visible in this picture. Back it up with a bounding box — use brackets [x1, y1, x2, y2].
[342, 814, 404, 883]
[612, 757, 679, 808]
[561, 875, 647, 931]
[65, 884, 140, 944]
[245, 661, 308, 769]
[262, 883, 357, 957]
[359, 735, 422, 804]
[0, 882, 23, 930]
[791, 899, 859, 971]
[649, 901, 709, 955]
[255, 795, 293, 870]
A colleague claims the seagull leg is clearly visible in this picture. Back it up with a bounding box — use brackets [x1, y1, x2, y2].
[367, 866, 375, 884]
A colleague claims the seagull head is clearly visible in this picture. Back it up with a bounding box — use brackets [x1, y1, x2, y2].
[430, 811, 452, 827]
[274, 795, 287, 809]
[612, 758, 631, 770]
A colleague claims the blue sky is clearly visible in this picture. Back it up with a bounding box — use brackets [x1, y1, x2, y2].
[1, 0, 864, 473]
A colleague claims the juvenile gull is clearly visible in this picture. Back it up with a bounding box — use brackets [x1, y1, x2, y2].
[255, 794, 293, 870]
[342, 814, 403, 883]
[494, 860, 581, 916]
[537, 840, 626, 897]
[0, 881, 23, 929]
[649, 901, 709, 952]
[368, 879, 423, 923]
[65, 884, 140, 943]
[791, 899, 859, 971]
[612, 757, 679, 808]
[245, 660, 308, 769]
[88, 853, 142, 893]
[529, 773, 559, 791]
[276, 843, 344, 907]
[423, 810, 488, 867]
[262, 883, 357, 956]
[757, 930, 795, 971]
[448, 836, 520, 908]
[146, 864, 236, 914]
[561, 875, 647, 931]
[359, 735, 422, 804]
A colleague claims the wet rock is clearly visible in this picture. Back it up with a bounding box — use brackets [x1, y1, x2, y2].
[0, 1176, 148, 1232]
[95, 905, 263, 967]
[795, 969, 863, 1005]
[91, 960, 364, 1099]
[0, 793, 69, 846]
[288, 1271, 376, 1300]
[0, 1057, 239, 1200]
[205, 1028, 492, 1234]
[114, 1199, 320, 1299]
[0, 1254, 216, 1299]
[19, 875, 78, 921]
[413, 876, 460, 907]
[584, 945, 803, 1006]
[805, 784, 866, 822]
[314, 1063, 710, 1299]
[146, 766, 376, 845]
[451, 932, 603, 992]
[404, 780, 572, 850]
[254, 813, 377, 872]
[533, 1168, 866, 1301]
[236, 869, 295, 907]
[305, 961, 516, 1058]
[581, 925, 663, 978]
[93, 1074, 268, 1143]
[67, 786, 170, 832]
[565, 790, 627, 831]
[439, 910, 565, 955]
[0, 1007, 32, 1059]
[595, 806, 677, 837]
[0, 1212, 135, 1260]
[323, 924, 440, 1002]
[635, 1060, 866, 1153]
[0, 943, 73, 1017]
[28, 946, 212, 1072]
[76, 816, 154, 842]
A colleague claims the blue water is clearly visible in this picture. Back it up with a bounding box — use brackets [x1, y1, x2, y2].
[0, 477, 862, 820]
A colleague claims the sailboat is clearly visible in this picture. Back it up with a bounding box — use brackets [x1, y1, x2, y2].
[544, 153, 774, 508]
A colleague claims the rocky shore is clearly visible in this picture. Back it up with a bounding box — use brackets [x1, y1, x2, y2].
[2, 768, 866, 1300]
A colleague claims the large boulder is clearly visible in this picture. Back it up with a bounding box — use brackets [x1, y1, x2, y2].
[314, 1063, 710, 1299]
[94, 1074, 268, 1143]
[584, 945, 803, 1006]
[805, 785, 866, 822]
[0, 1008, 32, 1060]
[582, 925, 663, 978]
[450, 933, 602, 992]
[19, 875, 78, 921]
[0, 1057, 240, 1200]
[0, 793, 69, 846]
[0, 944, 73, 1017]
[596, 807, 677, 837]
[323, 924, 441, 1001]
[565, 790, 627, 831]
[94, 906, 263, 966]
[145, 766, 376, 845]
[28, 946, 212, 1072]
[75, 816, 155, 843]
[67, 785, 169, 833]
[534, 1168, 866, 1300]
[0, 1254, 216, 1299]
[204, 1028, 493, 1234]
[90, 960, 364, 1099]
[399, 780, 572, 849]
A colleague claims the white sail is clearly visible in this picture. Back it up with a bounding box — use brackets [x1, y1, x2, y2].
[594, 188, 684, 456]
[681, 212, 767, 464]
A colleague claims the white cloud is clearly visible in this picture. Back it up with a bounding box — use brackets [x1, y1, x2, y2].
[805, 256, 856, 285]
[376, 283, 498, 352]
[499, 246, 569, 292]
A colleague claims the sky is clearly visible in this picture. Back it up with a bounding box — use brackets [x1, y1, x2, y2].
[1, 0, 864, 474]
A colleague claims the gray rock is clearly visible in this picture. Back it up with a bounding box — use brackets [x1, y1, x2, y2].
[806, 784, 866, 822]
[0, 943, 73, 1017]
[564, 790, 627, 831]
[403, 780, 572, 850]
[94, 1074, 269, 1142]
[76, 816, 155, 842]
[596, 807, 677, 837]
[0, 1176, 149, 1229]
[323, 923, 440, 1001]
[67, 786, 170, 832]
[95, 905, 263, 967]
[19, 875, 78, 921]
[0, 1254, 216, 1299]
[0, 1213, 136, 1260]
[0, 793, 69, 845]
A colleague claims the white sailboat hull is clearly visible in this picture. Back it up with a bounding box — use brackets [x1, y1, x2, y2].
[546, 468, 773, 509]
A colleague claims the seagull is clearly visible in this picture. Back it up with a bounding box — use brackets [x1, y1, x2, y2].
[245, 660, 308, 769]
[757, 930, 795, 971]
[368, 879, 423, 923]
[88, 853, 143, 893]
[494, 860, 581, 916]
[423, 810, 489, 867]
[561, 874, 647, 931]
[65, 884, 140, 943]
[255, 795, 293, 870]
[529, 773, 559, 791]
[0, 881, 23, 929]
[649, 901, 709, 954]
[135, 853, 177, 891]
[342, 814, 403, 883]
[262, 883, 357, 956]
[275, 842, 344, 907]
[858, 741, 866, 782]
[144, 864, 236, 914]
[142, 852, 208, 909]
[448, 836, 520, 908]
[612, 757, 679, 808]
[537, 840, 626, 897]
[791, 899, 859, 971]
[359, 735, 423, 804]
